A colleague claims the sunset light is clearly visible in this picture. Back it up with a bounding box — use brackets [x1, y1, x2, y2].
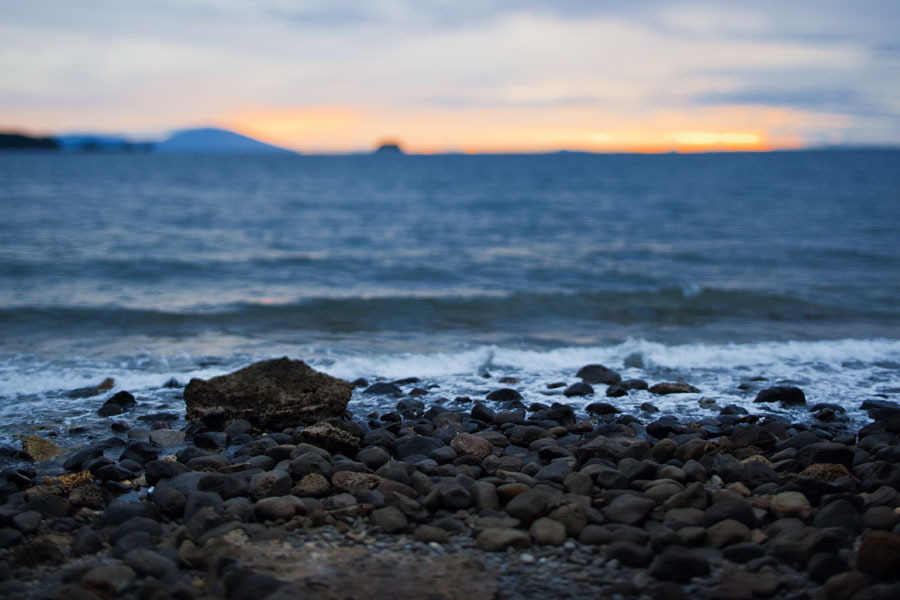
[1, 1, 897, 153]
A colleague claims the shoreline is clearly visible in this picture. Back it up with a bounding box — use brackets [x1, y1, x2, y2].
[1, 363, 899, 599]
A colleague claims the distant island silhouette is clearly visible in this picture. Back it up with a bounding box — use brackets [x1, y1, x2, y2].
[155, 128, 295, 154]
[0, 127, 297, 154]
[374, 141, 404, 155]
[0, 132, 59, 150]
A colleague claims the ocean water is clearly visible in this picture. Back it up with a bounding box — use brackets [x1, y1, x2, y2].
[1, 150, 899, 449]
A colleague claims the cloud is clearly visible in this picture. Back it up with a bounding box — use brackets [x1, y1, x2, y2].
[1, 0, 897, 148]
[694, 88, 890, 116]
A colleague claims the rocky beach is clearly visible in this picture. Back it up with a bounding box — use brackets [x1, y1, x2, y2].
[1, 358, 899, 600]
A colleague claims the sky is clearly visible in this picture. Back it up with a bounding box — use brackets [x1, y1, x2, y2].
[1, 0, 899, 153]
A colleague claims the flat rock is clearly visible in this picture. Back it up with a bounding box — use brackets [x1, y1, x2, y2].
[19, 435, 64, 461]
[477, 527, 531, 552]
[184, 358, 352, 429]
[299, 422, 359, 454]
[148, 429, 186, 447]
[331, 471, 381, 494]
[649, 382, 700, 395]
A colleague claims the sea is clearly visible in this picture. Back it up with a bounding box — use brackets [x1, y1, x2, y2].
[1, 150, 899, 452]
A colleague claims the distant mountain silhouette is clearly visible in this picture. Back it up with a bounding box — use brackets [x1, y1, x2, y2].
[155, 128, 294, 154]
[0, 132, 59, 150]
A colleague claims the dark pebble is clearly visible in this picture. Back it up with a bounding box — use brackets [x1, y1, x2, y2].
[576, 364, 621, 385]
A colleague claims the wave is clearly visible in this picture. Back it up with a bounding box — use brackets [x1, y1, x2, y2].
[0, 287, 888, 337]
[318, 338, 900, 380]
[2, 338, 898, 421]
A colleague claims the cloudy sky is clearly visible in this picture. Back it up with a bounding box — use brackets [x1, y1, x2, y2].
[2, 0, 898, 152]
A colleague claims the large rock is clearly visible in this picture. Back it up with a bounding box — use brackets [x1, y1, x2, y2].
[184, 358, 352, 429]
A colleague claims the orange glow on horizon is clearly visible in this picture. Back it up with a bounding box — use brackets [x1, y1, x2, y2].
[217, 104, 840, 154]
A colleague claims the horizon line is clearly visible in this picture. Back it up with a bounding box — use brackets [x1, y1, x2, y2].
[3, 126, 899, 156]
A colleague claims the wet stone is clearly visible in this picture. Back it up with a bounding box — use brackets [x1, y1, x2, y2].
[63, 446, 103, 471]
[770, 491, 812, 520]
[807, 552, 849, 583]
[607, 540, 654, 567]
[371, 506, 407, 533]
[754, 386, 806, 407]
[563, 382, 594, 397]
[706, 519, 750, 548]
[700, 498, 756, 528]
[529, 517, 566, 546]
[476, 527, 531, 552]
[722, 542, 766, 563]
[863, 505, 900, 530]
[812, 499, 862, 535]
[649, 545, 710, 582]
[823, 571, 865, 600]
[11, 510, 42, 533]
[81, 564, 136, 595]
[856, 530, 900, 577]
[72, 526, 105, 557]
[649, 382, 700, 395]
[149, 429, 186, 447]
[576, 364, 621, 385]
[254, 496, 297, 521]
[504, 488, 549, 525]
[486, 388, 523, 402]
[124, 549, 177, 579]
[603, 494, 655, 525]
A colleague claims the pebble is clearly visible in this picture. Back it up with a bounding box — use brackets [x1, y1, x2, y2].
[5, 367, 900, 600]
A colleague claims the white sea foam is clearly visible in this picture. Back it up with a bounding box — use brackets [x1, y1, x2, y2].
[1, 338, 898, 448]
[318, 338, 900, 380]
